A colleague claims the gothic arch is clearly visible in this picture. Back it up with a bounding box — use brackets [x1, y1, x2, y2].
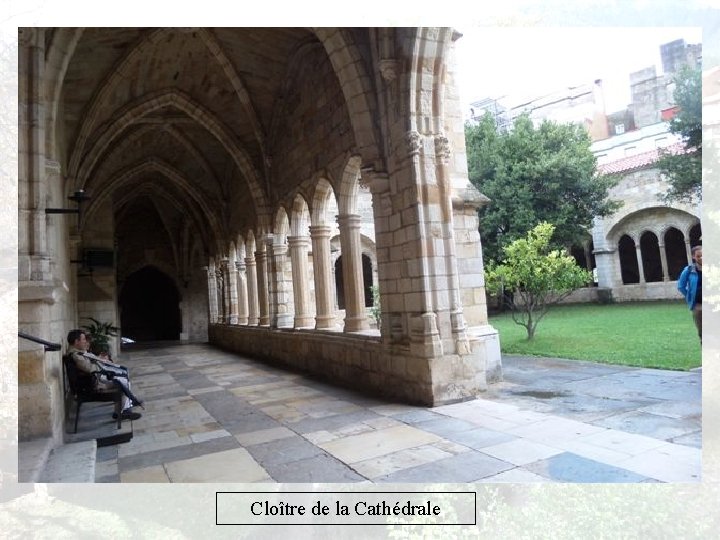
[69, 89, 268, 211]
[81, 158, 225, 255]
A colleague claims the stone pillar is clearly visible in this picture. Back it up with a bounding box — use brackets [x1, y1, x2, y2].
[270, 236, 293, 328]
[221, 257, 239, 324]
[685, 239, 692, 267]
[245, 255, 259, 325]
[235, 260, 249, 325]
[255, 243, 270, 326]
[310, 224, 335, 329]
[435, 133, 470, 354]
[659, 242, 670, 281]
[288, 235, 313, 328]
[216, 269, 226, 323]
[635, 243, 646, 283]
[337, 214, 370, 332]
[204, 264, 218, 323]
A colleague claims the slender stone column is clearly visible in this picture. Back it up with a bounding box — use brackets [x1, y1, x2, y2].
[337, 214, 370, 332]
[204, 265, 218, 323]
[221, 258, 239, 324]
[216, 269, 226, 323]
[635, 243, 646, 283]
[270, 238, 293, 328]
[310, 225, 335, 329]
[659, 242, 670, 281]
[288, 235, 313, 327]
[235, 260, 249, 325]
[685, 239, 692, 266]
[245, 255, 259, 325]
[255, 244, 270, 326]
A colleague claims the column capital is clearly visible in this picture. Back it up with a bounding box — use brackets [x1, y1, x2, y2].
[309, 224, 333, 239]
[244, 256, 256, 267]
[235, 260, 246, 272]
[434, 133, 451, 164]
[287, 235, 310, 248]
[336, 214, 362, 229]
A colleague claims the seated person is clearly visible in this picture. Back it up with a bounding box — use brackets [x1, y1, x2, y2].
[66, 329, 143, 420]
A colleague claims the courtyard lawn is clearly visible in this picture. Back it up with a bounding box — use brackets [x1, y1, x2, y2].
[489, 301, 701, 370]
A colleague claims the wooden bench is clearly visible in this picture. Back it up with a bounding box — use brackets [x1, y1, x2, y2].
[62, 354, 124, 433]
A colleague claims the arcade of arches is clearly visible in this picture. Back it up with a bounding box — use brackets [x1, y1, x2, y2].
[18, 27, 501, 444]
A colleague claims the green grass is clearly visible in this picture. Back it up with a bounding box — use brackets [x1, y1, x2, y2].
[488, 301, 701, 370]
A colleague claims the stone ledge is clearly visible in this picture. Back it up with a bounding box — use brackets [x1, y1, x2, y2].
[38, 440, 98, 483]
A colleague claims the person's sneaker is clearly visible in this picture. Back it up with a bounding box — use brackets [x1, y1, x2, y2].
[112, 410, 142, 420]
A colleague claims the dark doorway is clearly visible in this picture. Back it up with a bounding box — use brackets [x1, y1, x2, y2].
[664, 227, 687, 280]
[335, 256, 345, 310]
[640, 231, 662, 282]
[119, 266, 181, 341]
[689, 223, 702, 248]
[618, 235, 639, 284]
[362, 254, 373, 307]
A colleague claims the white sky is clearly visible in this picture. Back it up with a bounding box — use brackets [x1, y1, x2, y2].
[454, 26, 703, 115]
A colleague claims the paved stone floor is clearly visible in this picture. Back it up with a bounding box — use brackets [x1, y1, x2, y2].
[93, 343, 701, 484]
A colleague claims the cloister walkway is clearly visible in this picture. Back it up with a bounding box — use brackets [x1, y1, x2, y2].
[92, 343, 700, 483]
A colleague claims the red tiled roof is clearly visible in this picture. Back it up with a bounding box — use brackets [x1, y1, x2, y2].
[597, 141, 687, 175]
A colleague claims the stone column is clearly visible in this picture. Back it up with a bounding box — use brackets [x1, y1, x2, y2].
[337, 214, 370, 332]
[310, 224, 335, 329]
[270, 237, 293, 328]
[245, 255, 259, 325]
[635, 243, 646, 283]
[221, 257, 239, 324]
[215, 269, 226, 323]
[659, 242, 670, 281]
[235, 260, 249, 325]
[685, 239, 692, 266]
[204, 265, 218, 323]
[255, 243, 270, 326]
[288, 235, 314, 327]
[434, 133, 469, 354]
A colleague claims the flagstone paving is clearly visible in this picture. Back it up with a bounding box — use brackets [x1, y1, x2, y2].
[95, 343, 700, 484]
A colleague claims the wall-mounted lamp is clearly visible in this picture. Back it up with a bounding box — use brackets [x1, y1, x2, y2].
[45, 189, 91, 220]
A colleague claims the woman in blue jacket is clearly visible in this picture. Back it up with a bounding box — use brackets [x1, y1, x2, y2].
[677, 246, 702, 342]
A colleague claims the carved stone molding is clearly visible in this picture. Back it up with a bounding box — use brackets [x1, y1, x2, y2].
[434, 134, 451, 164]
[406, 130, 422, 156]
[379, 59, 398, 81]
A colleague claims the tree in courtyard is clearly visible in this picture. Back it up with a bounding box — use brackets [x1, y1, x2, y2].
[484, 222, 592, 340]
[465, 112, 620, 265]
[658, 65, 702, 202]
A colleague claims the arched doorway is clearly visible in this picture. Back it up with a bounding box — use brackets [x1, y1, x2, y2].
[664, 227, 687, 280]
[120, 266, 181, 341]
[618, 235, 639, 284]
[640, 231, 662, 282]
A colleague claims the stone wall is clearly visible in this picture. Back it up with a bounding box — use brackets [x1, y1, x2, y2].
[209, 323, 497, 406]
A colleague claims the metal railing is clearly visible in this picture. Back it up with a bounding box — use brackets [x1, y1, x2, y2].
[18, 331, 62, 352]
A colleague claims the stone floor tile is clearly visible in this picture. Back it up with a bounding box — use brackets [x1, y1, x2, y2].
[550, 439, 634, 467]
[375, 450, 513, 483]
[318, 425, 442, 463]
[235, 426, 296, 447]
[265, 454, 367, 483]
[247, 436, 326, 467]
[478, 468, 552, 483]
[590, 411, 702, 441]
[574, 429, 668, 455]
[506, 417, 607, 443]
[391, 410, 445, 424]
[480, 439, 564, 466]
[303, 430, 339, 445]
[524, 453, 651, 483]
[187, 386, 224, 395]
[444, 428, 518, 450]
[190, 429, 232, 443]
[615, 445, 701, 483]
[120, 465, 170, 483]
[351, 444, 453, 479]
[164, 448, 271, 482]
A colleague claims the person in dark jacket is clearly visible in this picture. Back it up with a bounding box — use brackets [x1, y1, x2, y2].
[677, 245, 702, 342]
[67, 329, 143, 420]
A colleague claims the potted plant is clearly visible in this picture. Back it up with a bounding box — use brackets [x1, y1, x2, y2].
[81, 317, 119, 355]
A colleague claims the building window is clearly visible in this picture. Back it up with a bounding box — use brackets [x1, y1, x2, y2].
[614, 124, 625, 135]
